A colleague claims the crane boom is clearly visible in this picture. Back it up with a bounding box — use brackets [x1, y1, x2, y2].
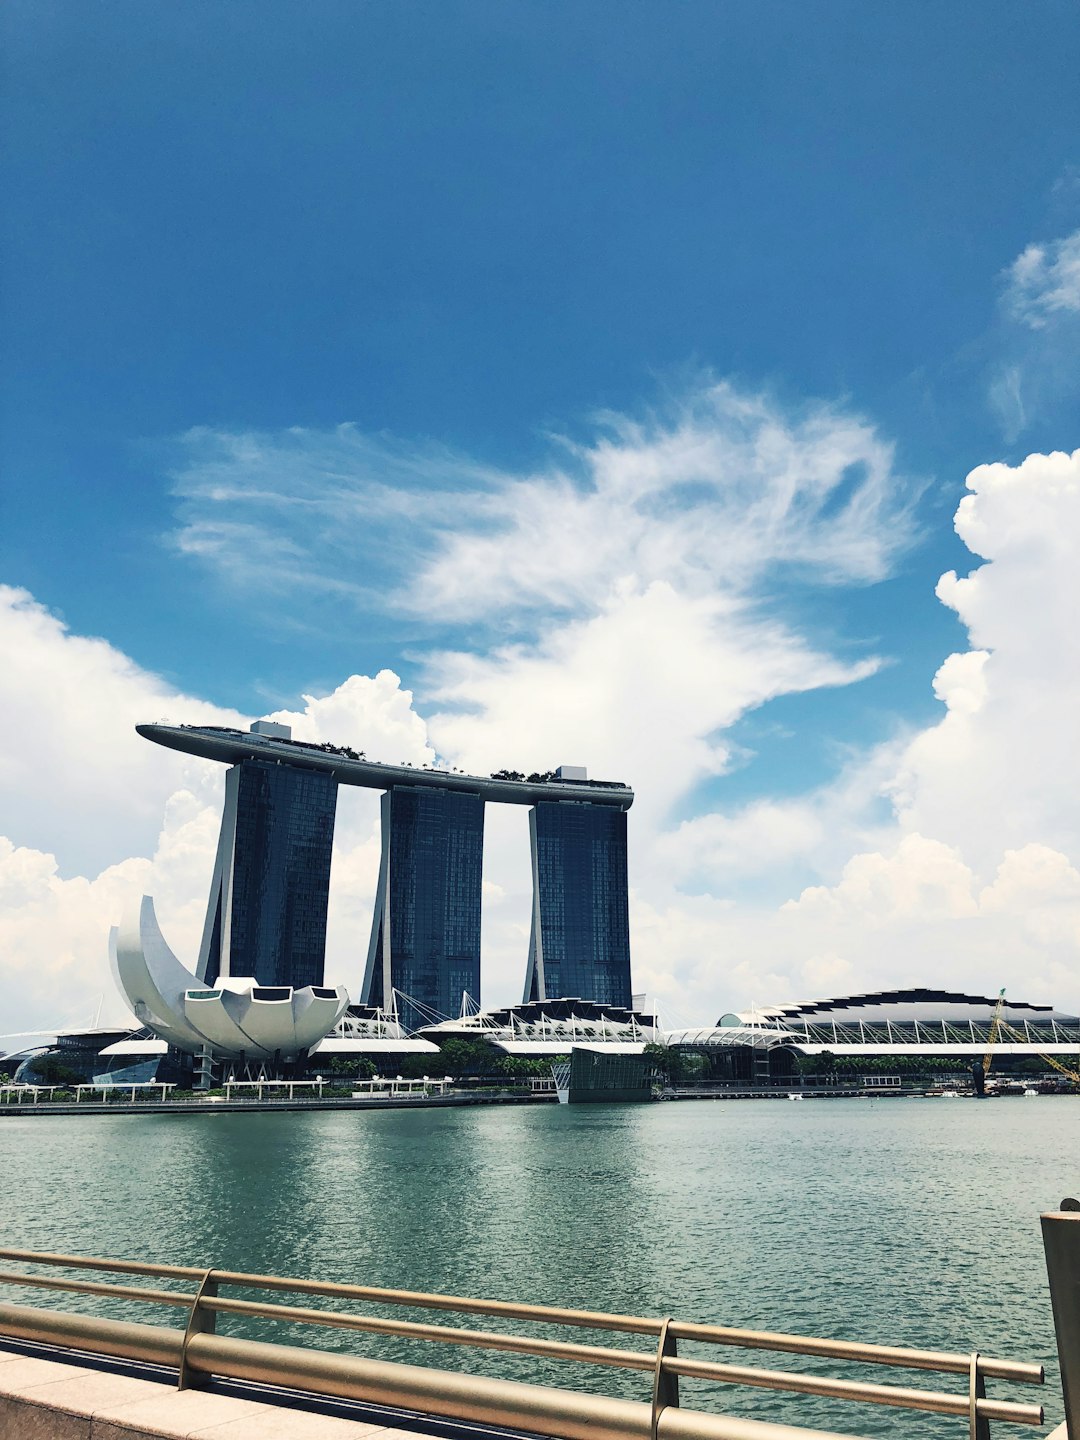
[982, 988, 1007, 1075]
[997, 1017, 1080, 1085]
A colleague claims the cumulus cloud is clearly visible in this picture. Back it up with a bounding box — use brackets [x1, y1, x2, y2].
[0, 589, 438, 1034]
[733, 448, 1080, 1010]
[0, 585, 239, 876]
[890, 449, 1080, 871]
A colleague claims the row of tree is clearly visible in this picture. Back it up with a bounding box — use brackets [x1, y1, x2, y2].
[323, 1038, 555, 1082]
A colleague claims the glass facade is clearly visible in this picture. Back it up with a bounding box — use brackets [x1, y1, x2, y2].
[525, 801, 631, 1007]
[363, 786, 484, 1032]
[205, 760, 338, 989]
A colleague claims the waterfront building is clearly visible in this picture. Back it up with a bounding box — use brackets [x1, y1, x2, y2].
[2, 1028, 139, 1088]
[199, 741, 339, 989]
[360, 786, 485, 1032]
[138, 724, 636, 1023]
[524, 801, 632, 1008]
[309, 1004, 443, 1064]
[111, 896, 349, 1070]
[664, 988, 1080, 1083]
[416, 996, 656, 1055]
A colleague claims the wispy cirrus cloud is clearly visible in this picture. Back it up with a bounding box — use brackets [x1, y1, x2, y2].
[1003, 227, 1080, 329]
[166, 378, 918, 826]
[989, 219, 1080, 439]
[168, 378, 919, 628]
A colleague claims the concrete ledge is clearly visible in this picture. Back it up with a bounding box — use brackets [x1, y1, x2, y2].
[0, 1348, 436, 1439]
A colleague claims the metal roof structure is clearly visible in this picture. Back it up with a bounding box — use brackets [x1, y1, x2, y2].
[415, 997, 657, 1052]
[748, 988, 1074, 1024]
[665, 988, 1080, 1057]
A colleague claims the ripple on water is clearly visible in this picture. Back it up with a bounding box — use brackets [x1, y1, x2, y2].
[1, 1096, 1074, 1437]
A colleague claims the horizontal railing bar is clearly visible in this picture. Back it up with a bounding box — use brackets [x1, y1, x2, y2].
[0, 1301, 872, 1440]
[203, 1268, 1046, 1383]
[0, 1268, 193, 1309]
[0, 1247, 1043, 1386]
[0, 1299, 186, 1368]
[204, 1296, 1043, 1420]
[0, 1274, 1040, 1419]
[668, 1321, 1044, 1384]
[191, 1329, 872, 1440]
[205, 1293, 655, 1369]
[212, 1267, 667, 1335]
[0, 1247, 205, 1281]
[665, 1357, 1044, 1425]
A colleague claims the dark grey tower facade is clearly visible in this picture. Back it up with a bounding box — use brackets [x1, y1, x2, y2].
[198, 759, 339, 989]
[524, 801, 631, 1007]
[361, 785, 485, 1032]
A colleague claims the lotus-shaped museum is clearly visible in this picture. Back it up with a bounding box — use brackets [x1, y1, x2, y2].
[111, 896, 349, 1062]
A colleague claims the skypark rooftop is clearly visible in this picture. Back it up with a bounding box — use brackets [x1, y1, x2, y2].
[137, 723, 634, 809]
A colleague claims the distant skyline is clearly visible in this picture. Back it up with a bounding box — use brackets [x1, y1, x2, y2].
[2, 1, 1079, 1034]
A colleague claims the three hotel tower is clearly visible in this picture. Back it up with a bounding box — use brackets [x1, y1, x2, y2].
[169, 724, 633, 1031]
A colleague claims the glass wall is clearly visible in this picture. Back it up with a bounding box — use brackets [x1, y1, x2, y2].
[364, 786, 484, 1032]
[526, 801, 631, 1007]
[206, 760, 338, 988]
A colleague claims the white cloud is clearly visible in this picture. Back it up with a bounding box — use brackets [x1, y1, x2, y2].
[1003, 228, 1080, 329]
[426, 580, 878, 836]
[889, 450, 1080, 872]
[412, 382, 911, 621]
[991, 224, 1080, 438]
[169, 379, 916, 625]
[724, 448, 1080, 1010]
[0, 588, 437, 1034]
[0, 585, 239, 877]
[785, 834, 978, 924]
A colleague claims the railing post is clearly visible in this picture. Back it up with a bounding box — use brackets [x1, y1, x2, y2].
[651, 1317, 679, 1440]
[1042, 1207, 1080, 1439]
[969, 1352, 990, 1440]
[178, 1268, 219, 1390]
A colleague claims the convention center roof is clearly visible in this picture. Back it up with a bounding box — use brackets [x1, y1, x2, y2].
[664, 988, 1080, 1056]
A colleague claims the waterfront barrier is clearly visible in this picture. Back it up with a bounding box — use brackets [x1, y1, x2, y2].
[0, 1246, 1048, 1439]
[75, 1081, 176, 1103]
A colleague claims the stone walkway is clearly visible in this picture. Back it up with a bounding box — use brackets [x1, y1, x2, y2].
[0, 1347, 438, 1440]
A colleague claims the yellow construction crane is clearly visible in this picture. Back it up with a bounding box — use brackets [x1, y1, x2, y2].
[997, 1017, 1080, 1086]
[979, 987, 1080, 1088]
[981, 988, 1008, 1078]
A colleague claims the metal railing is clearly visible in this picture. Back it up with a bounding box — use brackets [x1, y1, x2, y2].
[0, 1246, 1047, 1440]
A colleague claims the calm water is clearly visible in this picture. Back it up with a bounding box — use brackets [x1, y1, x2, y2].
[1, 1097, 1075, 1436]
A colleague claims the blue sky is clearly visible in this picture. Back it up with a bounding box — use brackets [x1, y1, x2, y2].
[2, 1, 1080, 1029]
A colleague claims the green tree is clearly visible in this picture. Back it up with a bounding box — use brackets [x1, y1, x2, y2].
[31, 1057, 82, 1087]
[437, 1038, 500, 1077]
[326, 1055, 376, 1081]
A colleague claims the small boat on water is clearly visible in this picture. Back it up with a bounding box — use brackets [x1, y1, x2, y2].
[787, 1092, 804, 1101]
